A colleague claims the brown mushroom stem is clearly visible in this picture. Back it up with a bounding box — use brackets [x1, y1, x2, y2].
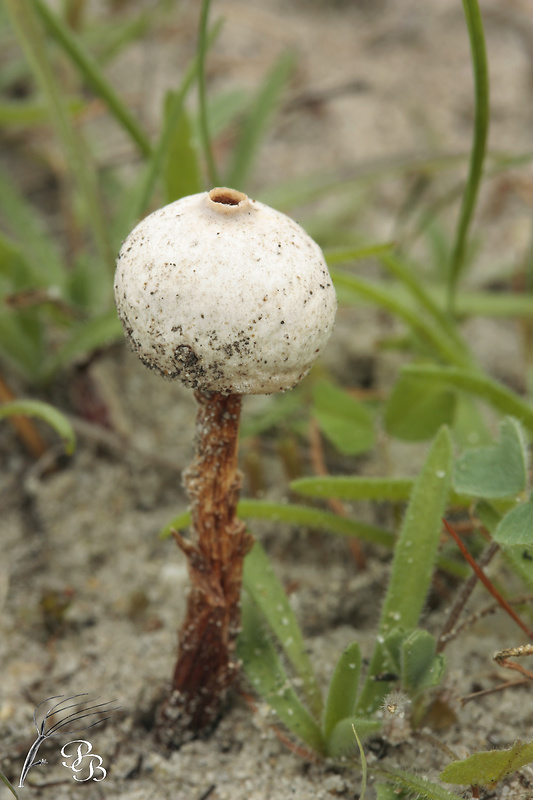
[156, 390, 253, 745]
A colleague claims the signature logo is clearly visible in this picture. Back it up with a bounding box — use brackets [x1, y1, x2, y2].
[18, 694, 118, 788]
[61, 740, 107, 782]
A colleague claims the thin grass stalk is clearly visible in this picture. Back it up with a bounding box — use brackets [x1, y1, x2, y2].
[125, 19, 223, 226]
[447, 0, 489, 314]
[197, 0, 219, 186]
[5, 0, 114, 268]
[331, 270, 472, 368]
[33, 0, 152, 157]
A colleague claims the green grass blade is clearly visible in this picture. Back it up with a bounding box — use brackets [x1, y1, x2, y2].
[243, 542, 322, 718]
[0, 770, 19, 799]
[323, 643, 361, 741]
[197, 0, 219, 186]
[356, 427, 452, 713]
[376, 767, 463, 800]
[291, 476, 414, 502]
[238, 593, 325, 754]
[331, 269, 471, 368]
[226, 51, 295, 189]
[160, 500, 395, 548]
[327, 717, 380, 759]
[0, 311, 44, 380]
[0, 97, 84, 125]
[291, 476, 469, 507]
[447, 0, 489, 312]
[5, 0, 114, 267]
[0, 399, 76, 454]
[122, 19, 223, 228]
[324, 242, 395, 265]
[353, 725, 368, 800]
[399, 364, 533, 435]
[164, 105, 203, 202]
[33, 0, 152, 156]
[159, 500, 466, 578]
[0, 168, 65, 289]
[41, 309, 122, 378]
[379, 252, 472, 365]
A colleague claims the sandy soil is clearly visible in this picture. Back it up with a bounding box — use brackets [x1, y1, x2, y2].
[2, 1, 533, 798]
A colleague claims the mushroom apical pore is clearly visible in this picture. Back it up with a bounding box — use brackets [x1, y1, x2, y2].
[114, 187, 337, 394]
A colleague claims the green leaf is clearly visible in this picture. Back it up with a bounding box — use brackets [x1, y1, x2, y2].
[494, 501, 533, 548]
[0, 399, 76, 454]
[312, 382, 375, 455]
[0, 770, 19, 799]
[237, 593, 325, 754]
[42, 310, 122, 377]
[356, 427, 452, 713]
[376, 786, 408, 800]
[33, 0, 151, 156]
[378, 767, 463, 800]
[291, 475, 413, 502]
[323, 643, 361, 741]
[160, 499, 466, 578]
[0, 310, 44, 380]
[324, 242, 395, 265]
[447, 0, 490, 311]
[240, 390, 303, 439]
[0, 168, 65, 289]
[453, 417, 528, 499]
[451, 393, 492, 448]
[396, 364, 533, 436]
[400, 630, 445, 694]
[243, 542, 322, 718]
[326, 716, 381, 758]
[226, 51, 295, 189]
[385, 371, 457, 441]
[331, 271, 470, 368]
[164, 103, 202, 203]
[439, 740, 533, 788]
[160, 499, 395, 549]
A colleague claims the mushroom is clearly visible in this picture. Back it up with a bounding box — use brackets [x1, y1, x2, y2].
[114, 187, 337, 744]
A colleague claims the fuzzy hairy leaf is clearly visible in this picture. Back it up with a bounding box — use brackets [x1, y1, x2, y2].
[312, 382, 375, 455]
[453, 417, 528, 499]
[440, 740, 533, 788]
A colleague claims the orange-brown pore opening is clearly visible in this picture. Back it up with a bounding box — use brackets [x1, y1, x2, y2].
[209, 187, 246, 206]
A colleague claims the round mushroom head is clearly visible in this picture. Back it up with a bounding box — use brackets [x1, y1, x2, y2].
[114, 187, 337, 395]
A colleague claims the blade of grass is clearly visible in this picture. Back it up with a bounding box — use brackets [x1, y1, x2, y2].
[164, 105, 203, 202]
[331, 269, 471, 368]
[0, 770, 19, 800]
[197, 0, 219, 186]
[0, 97, 84, 125]
[243, 541, 322, 718]
[238, 593, 325, 754]
[226, 51, 295, 189]
[33, 0, 152, 156]
[0, 168, 65, 289]
[375, 767, 463, 800]
[5, 0, 114, 268]
[0, 399, 76, 454]
[356, 427, 452, 713]
[160, 500, 466, 578]
[399, 364, 533, 435]
[324, 242, 395, 265]
[379, 252, 473, 366]
[121, 18, 223, 229]
[323, 643, 362, 742]
[291, 476, 415, 502]
[160, 500, 395, 548]
[447, 0, 489, 312]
